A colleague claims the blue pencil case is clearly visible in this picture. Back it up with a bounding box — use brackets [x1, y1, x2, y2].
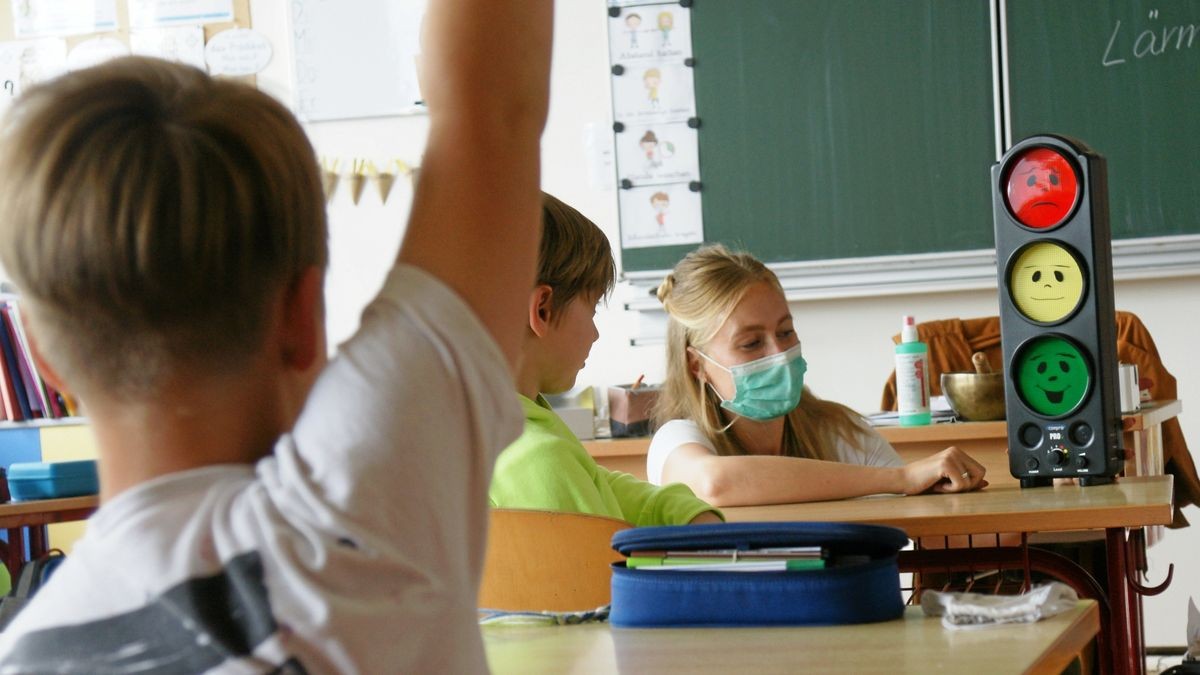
[609, 521, 908, 627]
[6, 460, 99, 501]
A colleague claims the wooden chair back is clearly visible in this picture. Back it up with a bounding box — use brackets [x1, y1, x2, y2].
[479, 508, 630, 612]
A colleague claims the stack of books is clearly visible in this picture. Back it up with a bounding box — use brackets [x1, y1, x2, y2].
[0, 296, 77, 422]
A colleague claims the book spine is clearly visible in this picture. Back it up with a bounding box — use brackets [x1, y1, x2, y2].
[5, 303, 53, 416]
[0, 308, 33, 420]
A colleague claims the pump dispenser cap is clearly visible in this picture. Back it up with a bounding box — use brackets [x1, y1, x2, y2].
[901, 315, 918, 343]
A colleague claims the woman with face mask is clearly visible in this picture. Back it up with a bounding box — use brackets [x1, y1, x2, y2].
[648, 245, 989, 506]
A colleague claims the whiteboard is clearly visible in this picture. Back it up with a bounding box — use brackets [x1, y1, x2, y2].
[288, 0, 426, 122]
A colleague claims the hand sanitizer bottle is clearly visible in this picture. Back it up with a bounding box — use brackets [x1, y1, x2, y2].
[895, 315, 931, 426]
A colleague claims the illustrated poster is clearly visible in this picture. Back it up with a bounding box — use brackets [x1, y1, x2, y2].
[618, 183, 703, 249]
[616, 121, 699, 187]
[607, 3, 692, 65]
[611, 60, 694, 125]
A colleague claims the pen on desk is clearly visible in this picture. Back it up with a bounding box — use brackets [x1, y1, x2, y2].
[632, 374, 645, 390]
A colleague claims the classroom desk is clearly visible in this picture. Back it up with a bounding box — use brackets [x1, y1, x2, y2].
[581, 400, 1181, 486]
[722, 475, 1174, 675]
[483, 601, 1100, 675]
[0, 495, 98, 579]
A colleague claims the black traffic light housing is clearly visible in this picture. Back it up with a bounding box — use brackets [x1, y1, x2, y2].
[992, 135, 1124, 488]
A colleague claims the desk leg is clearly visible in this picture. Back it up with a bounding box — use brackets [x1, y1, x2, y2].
[27, 524, 48, 560]
[1106, 527, 1142, 675]
[3, 527, 24, 581]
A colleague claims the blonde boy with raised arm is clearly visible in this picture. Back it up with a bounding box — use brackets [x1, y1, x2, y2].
[0, 0, 551, 671]
[489, 194, 721, 526]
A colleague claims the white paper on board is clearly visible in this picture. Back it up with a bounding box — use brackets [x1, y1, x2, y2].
[618, 183, 704, 249]
[611, 60, 695, 126]
[130, 26, 207, 71]
[607, 2, 692, 65]
[67, 37, 130, 71]
[205, 28, 272, 76]
[10, 0, 118, 38]
[128, 0, 235, 29]
[616, 121, 699, 187]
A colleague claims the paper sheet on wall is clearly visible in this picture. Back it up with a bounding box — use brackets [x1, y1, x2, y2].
[128, 0, 234, 29]
[616, 121, 698, 187]
[66, 36, 129, 71]
[289, 0, 426, 122]
[611, 60, 694, 125]
[130, 26, 206, 70]
[608, 3, 692, 65]
[205, 28, 271, 76]
[0, 38, 67, 112]
[618, 183, 703, 249]
[10, 0, 118, 38]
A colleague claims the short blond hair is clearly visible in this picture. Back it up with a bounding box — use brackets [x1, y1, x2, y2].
[654, 244, 869, 460]
[538, 193, 615, 319]
[0, 57, 327, 399]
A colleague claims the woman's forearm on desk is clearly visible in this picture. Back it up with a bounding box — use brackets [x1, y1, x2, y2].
[662, 446, 986, 507]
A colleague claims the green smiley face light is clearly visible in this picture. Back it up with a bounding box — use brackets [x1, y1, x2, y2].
[1014, 336, 1091, 417]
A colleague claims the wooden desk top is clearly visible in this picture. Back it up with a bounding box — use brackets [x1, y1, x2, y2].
[0, 495, 98, 529]
[721, 475, 1174, 537]
[484, 602, 1099, 675]
[583, 399, 1180, 456]
[875, 399, 1181, 444]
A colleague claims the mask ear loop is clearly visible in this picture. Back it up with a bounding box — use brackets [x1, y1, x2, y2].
[690, 346, 738, 432]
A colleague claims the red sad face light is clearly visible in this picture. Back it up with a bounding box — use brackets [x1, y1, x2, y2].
[1004, 147, 1080, 229]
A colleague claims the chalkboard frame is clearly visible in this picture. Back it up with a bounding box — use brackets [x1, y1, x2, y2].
[616, 0, 1200, 320]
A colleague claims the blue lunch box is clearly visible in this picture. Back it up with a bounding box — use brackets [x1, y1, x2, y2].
[609, 521, 908, 627]
[6, 460, 99, 501]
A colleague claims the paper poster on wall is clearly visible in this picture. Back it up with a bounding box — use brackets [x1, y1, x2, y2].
[0, 38, 67, 105]
[130, 26, 206, 70]
[10, 0, 118, 38]
[616, 121, 698, 186]
[608, 3, 691, 64]
[619, 183, 703, 249]
[67, 37, 129, 71]
[128, 0, 235, 29]
[289, 0, 427, 122]
[611, 61, 694, 125]
[205, 28, 271, 76]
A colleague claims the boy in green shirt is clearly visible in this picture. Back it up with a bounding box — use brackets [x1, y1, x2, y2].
[489, 194, 721, 526]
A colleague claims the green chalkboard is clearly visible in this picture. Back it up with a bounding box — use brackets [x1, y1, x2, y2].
[621, 1, 997, 272]
[1006, 0, 1200, 240]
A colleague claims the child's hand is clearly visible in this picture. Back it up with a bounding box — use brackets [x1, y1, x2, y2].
[689, 511, 723, 525]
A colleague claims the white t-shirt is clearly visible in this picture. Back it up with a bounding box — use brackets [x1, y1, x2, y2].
[0, 266, 523, 674]
[646, 418, 904, 485]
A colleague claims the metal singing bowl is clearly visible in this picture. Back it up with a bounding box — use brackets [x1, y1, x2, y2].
[940, 371, 1007, 421]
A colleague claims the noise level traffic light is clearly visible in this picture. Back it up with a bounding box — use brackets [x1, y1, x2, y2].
[992, 135, 1124, 488]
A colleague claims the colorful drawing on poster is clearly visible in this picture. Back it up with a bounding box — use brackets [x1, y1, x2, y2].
[617, 122, 699, 186]
[619, 184, 703, 249]
[657, 10, 674, 48]
[612, 61, 694, 125]
[607, 2, 692, 63]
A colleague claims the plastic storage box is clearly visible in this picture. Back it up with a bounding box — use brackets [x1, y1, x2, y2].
[6, 460, 99, 501]
[610, 521, 908, 627]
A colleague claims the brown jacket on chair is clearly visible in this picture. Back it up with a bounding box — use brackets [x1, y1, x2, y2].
[880, 312, 1200, 527]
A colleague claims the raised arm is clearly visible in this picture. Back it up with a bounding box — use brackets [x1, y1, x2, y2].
[661, 444, 987, 507]
[398, 0, 553, 370]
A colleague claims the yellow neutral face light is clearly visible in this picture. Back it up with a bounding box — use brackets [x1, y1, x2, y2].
[1010, 242, 1085, 323]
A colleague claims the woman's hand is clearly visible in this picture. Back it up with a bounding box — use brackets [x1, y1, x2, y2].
[898, 446, 988, 495]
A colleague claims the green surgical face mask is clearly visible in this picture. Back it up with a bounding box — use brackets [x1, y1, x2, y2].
[695, 342, 807, 421]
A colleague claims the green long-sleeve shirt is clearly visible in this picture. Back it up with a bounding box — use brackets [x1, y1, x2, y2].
[489, 395, 721, 526]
